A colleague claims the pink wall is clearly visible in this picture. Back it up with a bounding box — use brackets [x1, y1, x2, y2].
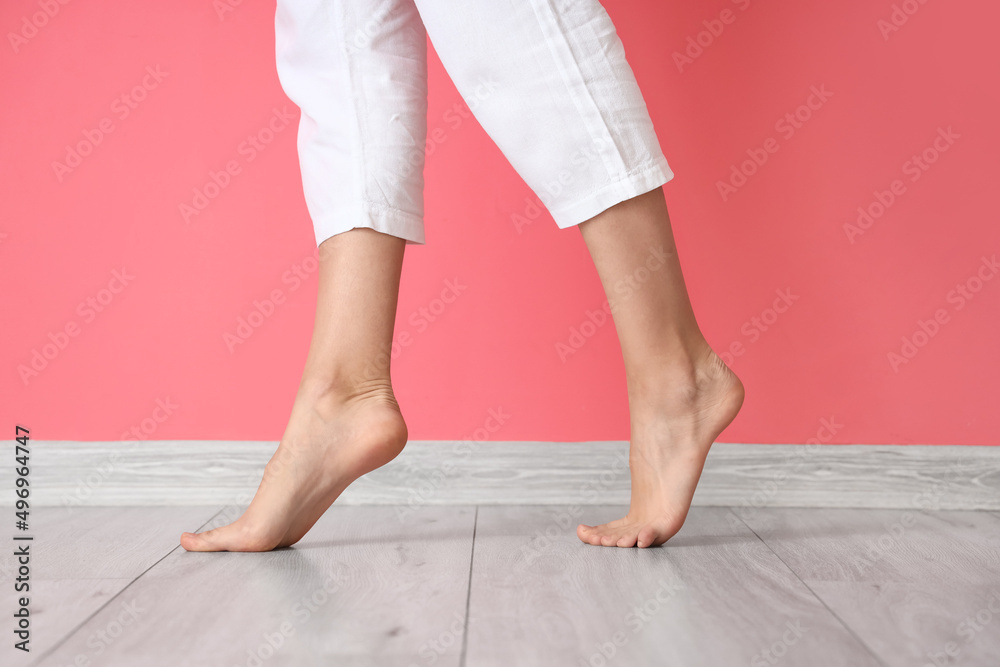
[3, 0, 998, 445]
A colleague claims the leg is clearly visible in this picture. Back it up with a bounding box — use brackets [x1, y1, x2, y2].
[182, 0, 428, 551]
[181, 230, 408, 551]
[575, 187, 743, 548]
[410, 1, 737, 545]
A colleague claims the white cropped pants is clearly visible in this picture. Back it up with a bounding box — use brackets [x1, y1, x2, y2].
[274, 0, 674, 245]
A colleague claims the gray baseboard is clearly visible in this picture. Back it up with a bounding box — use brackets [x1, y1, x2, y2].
[4, 441, 998, 511]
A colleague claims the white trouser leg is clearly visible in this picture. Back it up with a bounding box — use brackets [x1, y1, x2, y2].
[275, 0, 673, 246]
[275, 0, 428, 246]
[413, 0, 673, 228]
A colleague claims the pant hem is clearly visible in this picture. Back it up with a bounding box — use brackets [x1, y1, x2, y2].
[549, 156, 675, 229]
[313, 206, 426, 246]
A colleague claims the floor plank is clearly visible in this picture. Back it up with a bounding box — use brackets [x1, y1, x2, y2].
[2, 579, 131, 666]
[0, 506, 219, 661]
[17, 505, 997, 666]
[741, 508, 1000, 667]
[464, 505, 882, 667]
[35, 506, 476, 667]
[31, 506, 223, 578]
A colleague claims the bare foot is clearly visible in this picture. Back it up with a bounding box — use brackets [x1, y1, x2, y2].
[577, 347, 744, 548]
[180, 382, 407, 552]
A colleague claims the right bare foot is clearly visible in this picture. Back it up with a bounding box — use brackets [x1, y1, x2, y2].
[180, 381, 407, 552]
[577, 346, 744, 548]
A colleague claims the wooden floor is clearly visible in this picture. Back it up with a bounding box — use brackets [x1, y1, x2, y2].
[11, 505, 1000, 667]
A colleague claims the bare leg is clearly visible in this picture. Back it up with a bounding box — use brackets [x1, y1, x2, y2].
[576, 186, 744, 548]
[180, 229, 408, 551]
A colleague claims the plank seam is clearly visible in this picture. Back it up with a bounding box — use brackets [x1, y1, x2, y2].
[731, 509, 891, 667]
[28, 507, 226, 667]
[459, 506, 479, 667]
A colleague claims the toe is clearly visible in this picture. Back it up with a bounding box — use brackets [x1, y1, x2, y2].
[604, 524, 638, 548]
[180, 530, 214, 552]
[636, 526, 661, 549]
[581, 518, 642, 548]
[577, 524, 605, 546]
[616, 531, 639, 548]
[592, 523, 634, 547]
[180, 525, 252, 552]
[639, 517, 685, 548]
[577, 525, 604, 546]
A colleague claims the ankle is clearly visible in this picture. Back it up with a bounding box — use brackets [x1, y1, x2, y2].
[627, 340, 732, 411]
[297, 374, 399, 412]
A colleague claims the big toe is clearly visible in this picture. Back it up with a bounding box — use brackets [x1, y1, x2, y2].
[636, 526, 660, 548]
[180, 530, 215, 552]
[637, 519, 682, 548]
[180, 526, 245, 552]
[577, 523, 604, 546]
[180, 527, 244, 552]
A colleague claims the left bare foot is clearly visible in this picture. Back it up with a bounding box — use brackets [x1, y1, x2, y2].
[180, 380, 407, 552]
